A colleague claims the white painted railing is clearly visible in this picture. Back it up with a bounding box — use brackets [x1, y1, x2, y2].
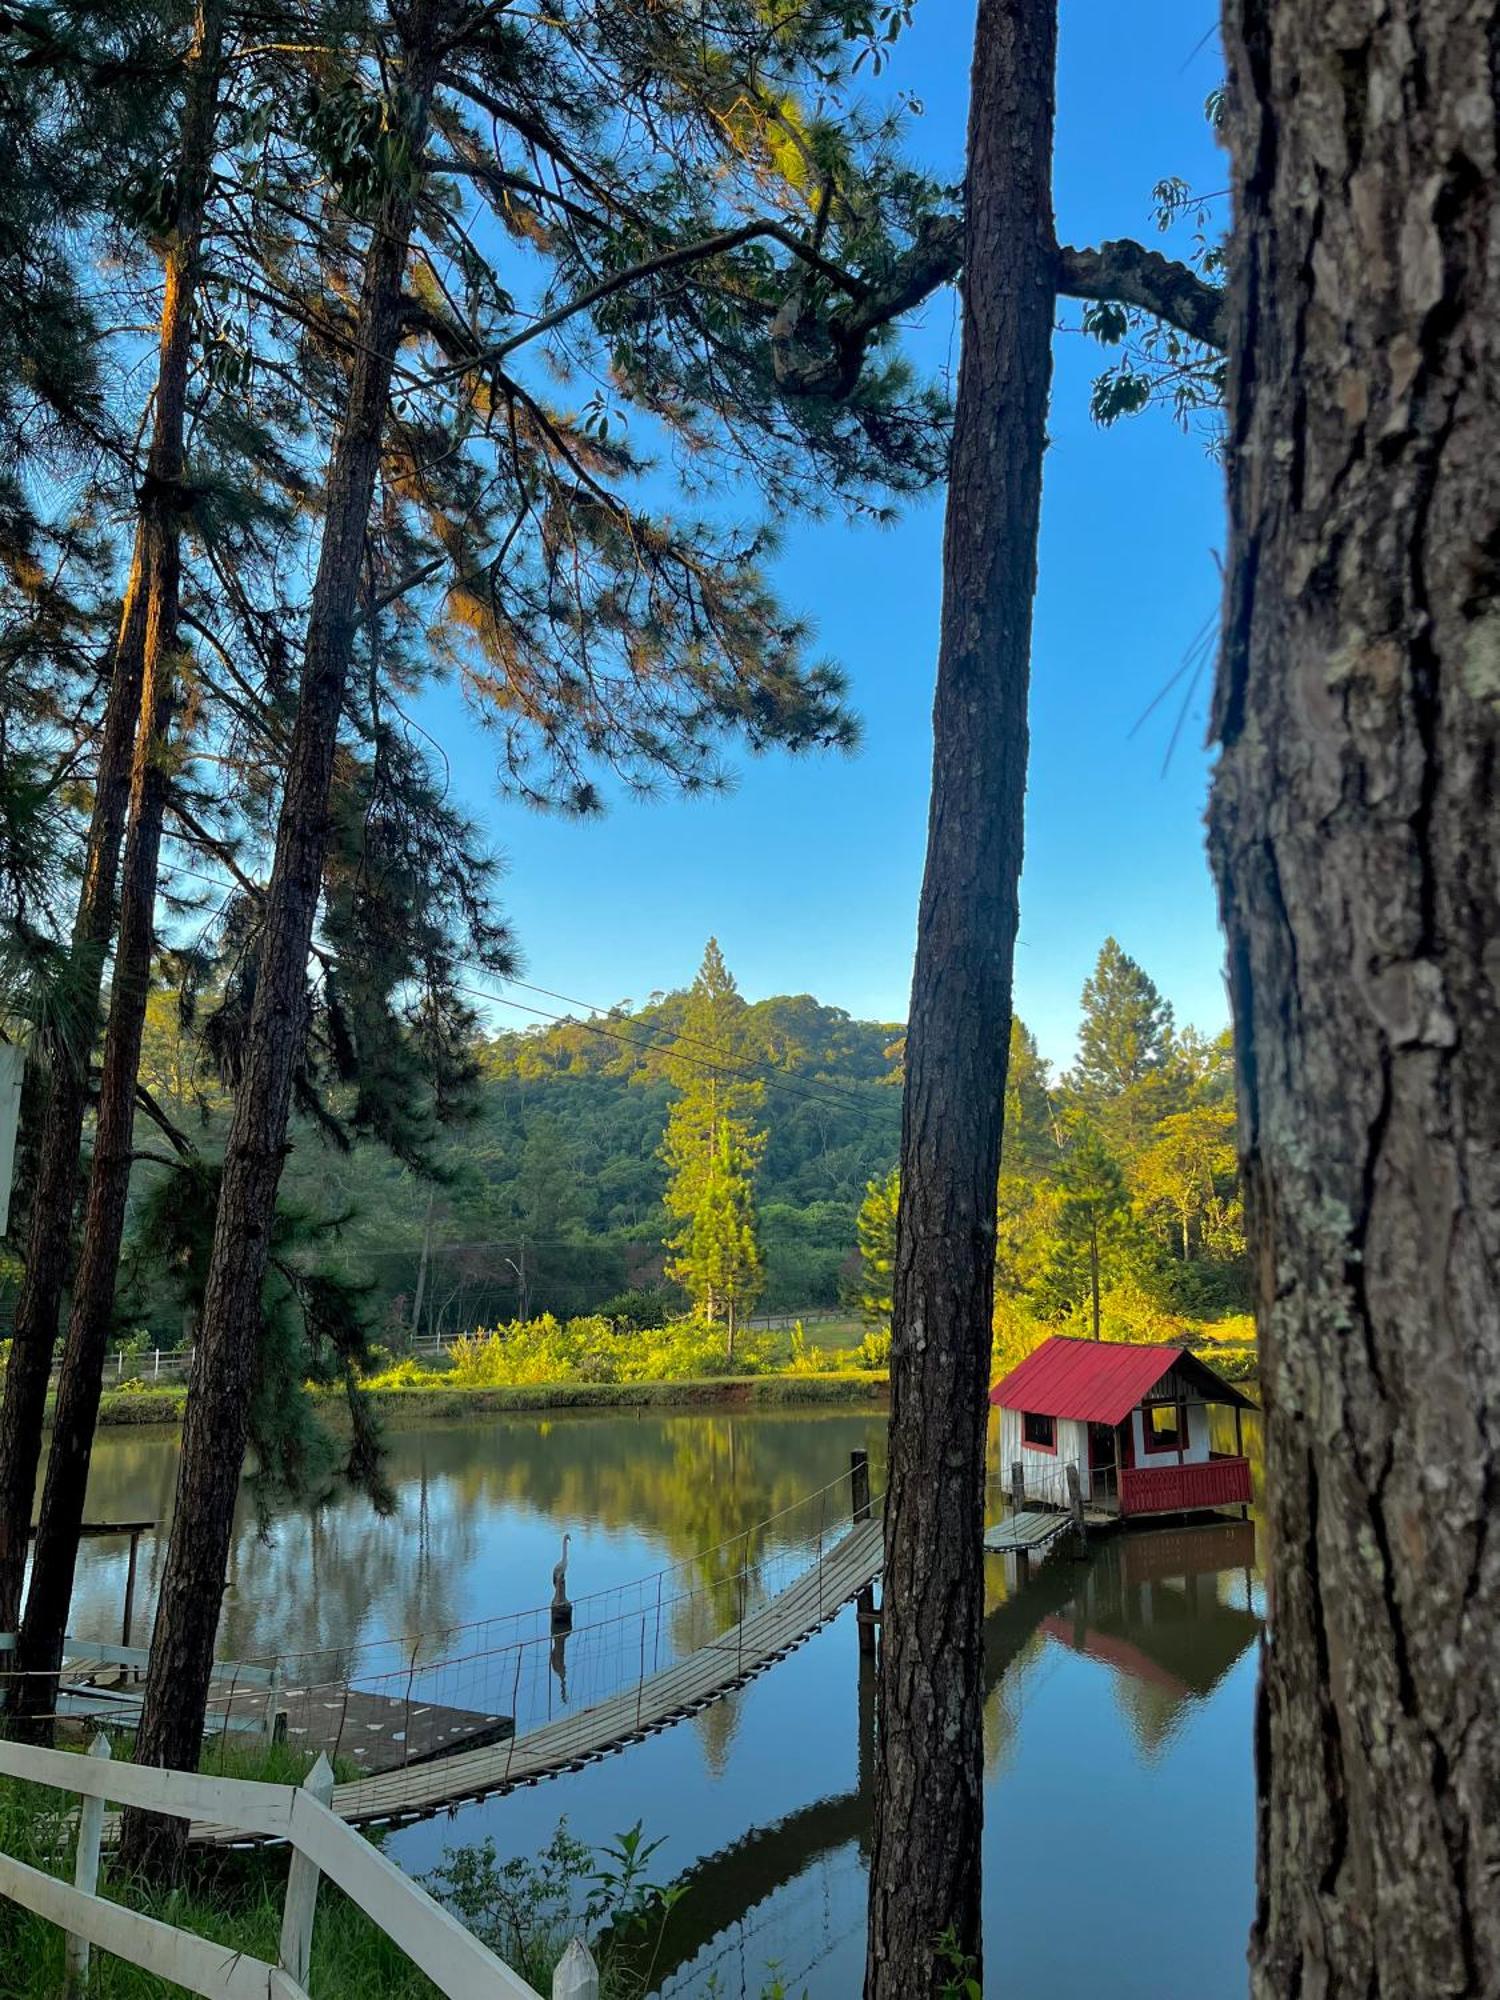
[0, 1735, 598, 1999]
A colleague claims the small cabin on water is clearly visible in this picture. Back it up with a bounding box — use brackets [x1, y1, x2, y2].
[989, 1335, 1255, 1519]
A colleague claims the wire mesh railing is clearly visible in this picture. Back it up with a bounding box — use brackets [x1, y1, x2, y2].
[25, 1464, 885, 1779]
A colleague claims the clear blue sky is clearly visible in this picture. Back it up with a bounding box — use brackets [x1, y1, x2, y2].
[421, 5, 1228, 1075]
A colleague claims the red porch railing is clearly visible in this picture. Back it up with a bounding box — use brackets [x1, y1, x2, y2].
[1119, 1455, 1251, 1516]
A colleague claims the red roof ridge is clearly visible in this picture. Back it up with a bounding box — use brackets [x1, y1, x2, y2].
[987, 1332, 1249, 1426]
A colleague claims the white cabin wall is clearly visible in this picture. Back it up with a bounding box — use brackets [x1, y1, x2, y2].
[1058, 1418, 1088, 1495]
[1131, 1400, 1211, 1467]
[995, 1406, 1087, 1500]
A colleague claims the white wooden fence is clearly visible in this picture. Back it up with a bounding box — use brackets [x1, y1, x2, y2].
[0, 1735, 598, 1999]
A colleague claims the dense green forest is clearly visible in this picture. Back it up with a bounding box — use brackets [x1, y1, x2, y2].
[109, 968, 904, 1336]
[88, 934, 1247, 1349]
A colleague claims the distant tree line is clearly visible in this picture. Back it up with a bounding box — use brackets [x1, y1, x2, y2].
[855, 937, 1247, 1351]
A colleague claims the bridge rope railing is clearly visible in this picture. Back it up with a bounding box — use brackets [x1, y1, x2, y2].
[30, 1464, 886, 1778]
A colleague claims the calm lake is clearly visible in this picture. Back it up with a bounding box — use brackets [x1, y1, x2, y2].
[69, 1408, 1262, 1997]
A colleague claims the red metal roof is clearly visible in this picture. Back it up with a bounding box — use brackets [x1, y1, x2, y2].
[988, 1335, 1182, 1425]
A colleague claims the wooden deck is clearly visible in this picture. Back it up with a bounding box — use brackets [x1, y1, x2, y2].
[271, 1684, 515, 1774]
[190, 1515, 887, 1839]
[983, 1507, 1112, 1557]
[59, 1670, 514, 1777]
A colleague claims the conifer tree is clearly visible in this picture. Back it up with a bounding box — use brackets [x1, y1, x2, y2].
[123, 2, 959, 1867]
[1033, 1123, 1133, 1338]
[1070, 936, 1179, 1151]
[671, 1122, 764, 1356]
[853, 1166, 899, 1328]
[662, 941, 766, 1355]
[0, 0, 225, 1637]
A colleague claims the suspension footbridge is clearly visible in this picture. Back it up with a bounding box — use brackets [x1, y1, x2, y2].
[126, 1461, 891, 1840]
[43, 1454, 1092, 1843]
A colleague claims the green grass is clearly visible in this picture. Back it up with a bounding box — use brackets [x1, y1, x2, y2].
[90, 1370, 889, 1431]
[0, 1768, 444, 1999]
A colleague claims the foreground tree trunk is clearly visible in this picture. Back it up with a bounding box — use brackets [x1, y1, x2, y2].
[10, 0, 224, 1736]
[1214, 4, 1500, 1992]
[120, 8, 443, 1879]
[0, 0, 229, 1631]
[866, 3, 1056, 1992]
[0, 573, 146, 1640]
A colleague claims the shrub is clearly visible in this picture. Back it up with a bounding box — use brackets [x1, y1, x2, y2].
[854, 1327, 891, 1371]
[362, 1355, 445, 1390]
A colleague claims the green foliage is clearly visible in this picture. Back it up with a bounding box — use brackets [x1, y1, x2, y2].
[661, 943, 767, 1343]
[669, 1122, 766, 1347]
[443, 1315, 795, 1386]
[424, 1819, 682, 1999]
[126, 1160, 393, 1519]
[851, 1166, 898, 1326]
[860, 947, 1250, 1366]
[1031, 1122, 1136, 1332]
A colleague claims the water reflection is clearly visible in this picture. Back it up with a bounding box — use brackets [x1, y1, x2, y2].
[646, 1513, 1264, 1994]
[69, 1407, 1261, 1996]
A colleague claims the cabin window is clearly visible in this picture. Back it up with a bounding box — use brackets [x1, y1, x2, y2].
[1022, 1411, 1056, 1452]
[1146, 1403, 1185, 1451]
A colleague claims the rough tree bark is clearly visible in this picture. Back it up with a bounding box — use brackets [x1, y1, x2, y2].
[1213, 3, 1500, 1993]
[0, 575, 145, 1640]
[865, 2, 1056, 1993]
[9, 0, 224, 1737]
[119, 3, 444, 1878]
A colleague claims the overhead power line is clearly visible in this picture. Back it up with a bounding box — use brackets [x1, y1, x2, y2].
[158, 855, 899, 1118]
[456, 979, 893, 1120]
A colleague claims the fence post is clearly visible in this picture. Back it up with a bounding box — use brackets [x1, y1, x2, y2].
[65, 1733, 111, 1996]
[553, 1937, 600, 2000]
[278, 1753, 335, 1988]
[264, 1661, 283, 1743]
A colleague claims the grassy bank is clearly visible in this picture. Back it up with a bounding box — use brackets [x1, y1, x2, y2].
[89, 1369, 890, 1430]
[0, 1747, 715, 2000]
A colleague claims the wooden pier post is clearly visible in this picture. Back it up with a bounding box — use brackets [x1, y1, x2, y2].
[851, 1450, 878, 1658]
[121, 1529, 141, 1651]
[1010, 1461, 1026, 1516]
[1065, 1463, 1088, 1559]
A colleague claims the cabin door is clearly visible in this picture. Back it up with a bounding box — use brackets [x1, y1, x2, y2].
[1087, 1422, 1118, 1511]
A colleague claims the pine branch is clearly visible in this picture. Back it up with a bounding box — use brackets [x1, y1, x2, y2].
[1057, 240, 1226, 351]
[424, 220, 870, 387]
[772, 221, 1226, 403]
[133, 1082, 197, 1160]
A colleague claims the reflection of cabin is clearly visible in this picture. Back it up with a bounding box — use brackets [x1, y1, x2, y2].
[989, 1336, 1255, 1518]
[1039, 1520, 1261, 1750]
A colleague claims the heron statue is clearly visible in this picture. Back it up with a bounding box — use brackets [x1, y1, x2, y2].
[551, 1532, 573, 1633]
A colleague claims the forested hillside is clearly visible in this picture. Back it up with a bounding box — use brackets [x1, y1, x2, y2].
[102, 937, 1245, 1348]
[112, 978, 905, 1337]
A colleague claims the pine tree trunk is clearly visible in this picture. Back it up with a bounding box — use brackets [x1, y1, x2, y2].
[0, 0, 232, 1637]
[1214, 5, 1500, 1992]
[1089, 1219, 1101, 1339]
[0, 556, 141, 1633]
[865, 3, 1056, 1992]
[9, 0, 224, 1734]
[119, 12, 442, 1880]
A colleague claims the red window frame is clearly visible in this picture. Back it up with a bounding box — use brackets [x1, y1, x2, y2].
[1021, 1411, 1057, 1453]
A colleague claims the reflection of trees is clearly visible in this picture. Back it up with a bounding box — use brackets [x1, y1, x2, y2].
[649, 1525, 1265, 1987]
[71, 1411, 888, 1680]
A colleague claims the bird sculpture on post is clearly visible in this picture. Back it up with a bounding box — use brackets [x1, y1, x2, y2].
[551, 1531, 573, 1633]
